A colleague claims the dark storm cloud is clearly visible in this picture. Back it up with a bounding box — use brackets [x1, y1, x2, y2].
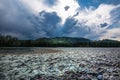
[100, 23, 108, 28]
[0, 0, 93, 39]
[73, 12, 79, 17]
[64, 6, 70, 11]
[58, 17, 91, 38]
[30, 11, 61, 37]
[0, 0, 119, 40]
[0, 0, 62, 39]
[0, 0, 42, 39]
[31, 14, 91, 38]
[0, 0, 60, 39]
[38, 11, 61, 37]
[62, 18, 77, 33]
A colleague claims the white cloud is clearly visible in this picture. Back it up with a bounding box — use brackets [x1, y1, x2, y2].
[7, 0, 120, 40]
[99, 28, 120, 41]
[20, 0, 80, 24]
[20, 0, 119, 29]
[75, 4, 120, 34]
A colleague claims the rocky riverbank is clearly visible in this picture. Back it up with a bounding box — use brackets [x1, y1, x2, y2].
[0, 48, 120, 80]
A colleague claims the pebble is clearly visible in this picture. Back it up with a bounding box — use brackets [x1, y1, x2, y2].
[97, 75, 103, 80]
[0, 48, 120, 80]
[0, 73, 6, 80]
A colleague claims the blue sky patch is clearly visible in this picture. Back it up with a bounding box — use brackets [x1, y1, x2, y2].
[44, 0, 58, 7]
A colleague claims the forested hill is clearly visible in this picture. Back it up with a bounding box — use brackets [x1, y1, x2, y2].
[0, 34, 120, 47]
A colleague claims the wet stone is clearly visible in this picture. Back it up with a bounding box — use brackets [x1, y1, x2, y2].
[97, 75, 103, 80]
[30, 74, 45, 80]
[87, 72, 97, 77]
[0, 48, 120, 80]
[19, 78, 26, 80]
[0, 73, 6, 80]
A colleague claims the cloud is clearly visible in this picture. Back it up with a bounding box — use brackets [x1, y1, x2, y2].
[64, 6, 70, 11]
[75, 4, 119, 27]
[20, 0, 80, 24]
[31, 11, 61, 37]
[99, 28, 120, 41]
[0, 0, 120, 41]
[74, 4, 120, 38]
[100, 23, 108, 28]
[0, 0, 45, 39]
[58, 17, 90, 37]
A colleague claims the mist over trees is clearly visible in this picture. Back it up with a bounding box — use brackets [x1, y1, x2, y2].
[0, 34, 120, 47]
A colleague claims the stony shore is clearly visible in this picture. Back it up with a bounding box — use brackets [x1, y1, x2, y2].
[0, 48, 120, 80]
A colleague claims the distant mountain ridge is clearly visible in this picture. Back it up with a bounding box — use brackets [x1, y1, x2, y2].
[36, 37, 120, 42]
[0, 34, 120, 47]
[36, 37, 91, 43]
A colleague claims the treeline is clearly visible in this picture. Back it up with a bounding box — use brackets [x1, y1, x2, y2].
[0, 34, 120, 47]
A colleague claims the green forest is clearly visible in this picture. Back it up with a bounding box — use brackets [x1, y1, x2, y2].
[0, 34, 120, 47]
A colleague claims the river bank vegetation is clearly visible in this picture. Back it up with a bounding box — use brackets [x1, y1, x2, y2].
[0, 34, 120, 47]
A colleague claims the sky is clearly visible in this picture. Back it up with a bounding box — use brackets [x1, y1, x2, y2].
[0, 0, 120, 41]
